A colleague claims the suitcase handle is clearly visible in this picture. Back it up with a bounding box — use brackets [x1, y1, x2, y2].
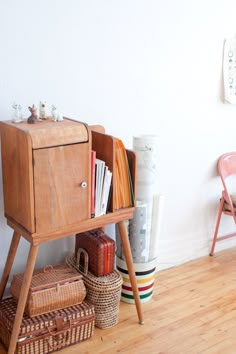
[43, 264, 54, 272]
[76, 248, 89, 275]
[47, 318, 72, 350]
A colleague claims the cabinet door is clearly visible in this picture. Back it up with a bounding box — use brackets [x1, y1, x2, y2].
[33, 143, 90, 233]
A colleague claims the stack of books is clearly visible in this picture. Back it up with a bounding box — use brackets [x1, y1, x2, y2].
[114, 138, 134, 210]
[91, 150, 112, 217]
[91, 131, 135, 217]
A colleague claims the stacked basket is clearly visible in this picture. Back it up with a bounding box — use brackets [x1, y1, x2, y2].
[0, 264, 95, 354]
[10, 264, 87, 317]
[66, 229, 123, 329]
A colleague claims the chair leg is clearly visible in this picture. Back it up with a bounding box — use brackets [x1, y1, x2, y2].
[209, 198, 224, 256]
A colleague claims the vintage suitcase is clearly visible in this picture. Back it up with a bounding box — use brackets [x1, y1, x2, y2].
[66, 249, 122, 329]
[10, 264, 86, 317]
[75, 229, 115, 276]
[0, 297, 95, 354]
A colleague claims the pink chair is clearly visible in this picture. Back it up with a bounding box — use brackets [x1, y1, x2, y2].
[210, 152, 236, 256]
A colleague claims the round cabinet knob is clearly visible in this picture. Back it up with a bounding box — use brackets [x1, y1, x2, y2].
[81, 181, 87, 188]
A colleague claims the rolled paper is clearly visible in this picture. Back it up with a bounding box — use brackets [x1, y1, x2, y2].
[133, 135, 158, 261]
[115, 221, 129, 260]
[128, 201, 148, 262]
[149, 194, 164, 260]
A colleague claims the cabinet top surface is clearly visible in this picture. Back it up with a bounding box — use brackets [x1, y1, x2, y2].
[0, 118, 89, 148]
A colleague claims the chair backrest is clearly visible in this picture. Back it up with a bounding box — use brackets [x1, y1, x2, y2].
[218, 152, 236, 179]
[218, 152, 236, 222]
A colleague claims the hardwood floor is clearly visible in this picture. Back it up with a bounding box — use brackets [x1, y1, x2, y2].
[1, 247, 236, 353]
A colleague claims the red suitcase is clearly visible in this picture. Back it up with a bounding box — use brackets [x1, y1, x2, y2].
[75, 230, 115, 276]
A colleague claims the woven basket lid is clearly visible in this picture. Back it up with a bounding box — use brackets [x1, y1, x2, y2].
[12, 264, 82, 291]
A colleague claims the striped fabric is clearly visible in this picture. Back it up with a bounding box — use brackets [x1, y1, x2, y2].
[116, 257, 156, 304]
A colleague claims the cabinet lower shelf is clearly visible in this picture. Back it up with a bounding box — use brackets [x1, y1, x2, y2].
[6, 207, 135, 245]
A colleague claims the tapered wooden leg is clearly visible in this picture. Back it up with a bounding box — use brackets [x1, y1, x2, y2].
[0, 231, 21, 300]
[117, 221, 144, 325]
[8, 243, 39, 354]
[209, 198, 224, 256]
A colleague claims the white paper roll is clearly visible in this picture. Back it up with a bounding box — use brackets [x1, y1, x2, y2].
[149, 194, 164, 260]
[132, 135, 158, 262]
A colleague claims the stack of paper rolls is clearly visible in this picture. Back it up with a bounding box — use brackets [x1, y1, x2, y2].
[116, 134, 159, 304]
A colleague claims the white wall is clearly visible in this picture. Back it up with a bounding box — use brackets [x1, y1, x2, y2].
[1, 0, 236, 283]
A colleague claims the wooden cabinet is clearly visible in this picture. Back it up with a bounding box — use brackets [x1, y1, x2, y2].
[0, 118, 143, 354]
[0, 118, 90, 233]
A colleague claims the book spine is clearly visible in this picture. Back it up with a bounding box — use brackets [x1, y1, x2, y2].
[91, 150, 96, 218]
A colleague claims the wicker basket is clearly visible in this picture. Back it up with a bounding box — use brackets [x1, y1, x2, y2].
[10, 264, 86, 317]
[66, 249, 122, 329]
[0, 297, 95, 354]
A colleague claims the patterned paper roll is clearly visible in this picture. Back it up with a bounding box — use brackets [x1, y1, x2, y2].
[133, 135, 158, 261]
[116, 257, 156, 304]
[115, 221, 129, 260]
[116, 202, 147, 263]
[128, 201, 148, 263]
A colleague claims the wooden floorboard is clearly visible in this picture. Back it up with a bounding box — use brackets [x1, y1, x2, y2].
[1, 247, 236, 353]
